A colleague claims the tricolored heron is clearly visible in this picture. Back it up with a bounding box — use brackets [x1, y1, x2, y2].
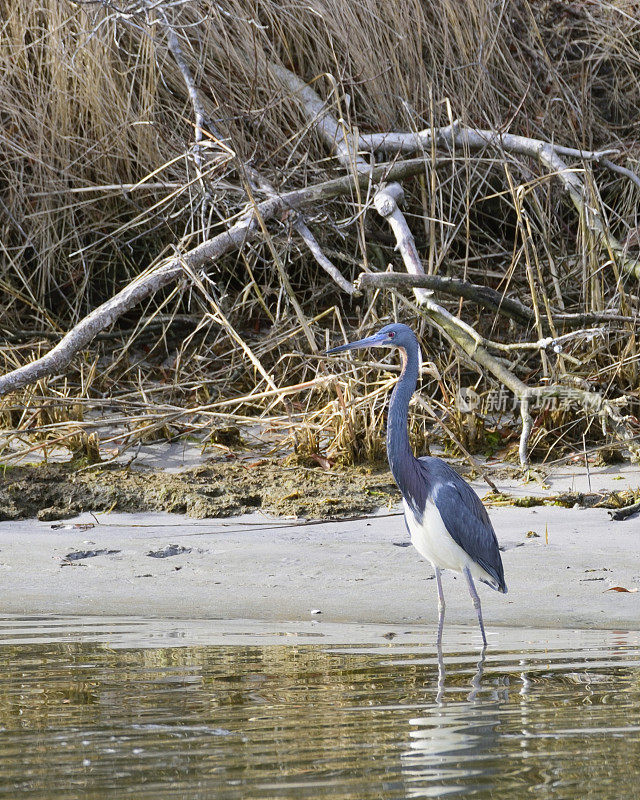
[326, 322, 506, 646]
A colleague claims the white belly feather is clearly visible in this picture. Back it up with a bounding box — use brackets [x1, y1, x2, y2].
[404, 499, 496, 586]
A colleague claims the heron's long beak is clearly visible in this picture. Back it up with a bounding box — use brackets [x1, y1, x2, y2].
[324, 334, 383, 355]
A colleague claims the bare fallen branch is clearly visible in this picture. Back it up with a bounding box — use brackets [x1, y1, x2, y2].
[491, 328, 604, 353]
[552, 310, 640, 326]
[0, 157, 432, 397]
[600, 158, 640, 192]
[358, 272, 639, 328]
[293, 218, 359, 295]
[358, 125, 640, 279]
[372, 182, 430, 301]
[245, 164, 357, 296]
[357, 272, 534, 325]
[415, 294, 536, 466]
[163, 22, 207, 169]
[360, 126, 619, 162]
[271, 63, 431, 303]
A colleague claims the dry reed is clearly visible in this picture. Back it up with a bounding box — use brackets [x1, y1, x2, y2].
[1, 0, 639, 466]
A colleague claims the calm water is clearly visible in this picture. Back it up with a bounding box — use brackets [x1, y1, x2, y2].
[0, 617, 639, 798]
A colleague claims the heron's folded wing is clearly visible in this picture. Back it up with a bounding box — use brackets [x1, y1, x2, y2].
[419, 461, 506, 591]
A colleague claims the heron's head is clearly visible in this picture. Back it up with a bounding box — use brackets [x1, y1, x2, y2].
[325, 323, 417, 355]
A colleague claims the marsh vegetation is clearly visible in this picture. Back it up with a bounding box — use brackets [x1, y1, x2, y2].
[1, 0, 639, 481]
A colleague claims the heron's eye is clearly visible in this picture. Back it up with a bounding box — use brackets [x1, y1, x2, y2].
[388, 331, 395, 339]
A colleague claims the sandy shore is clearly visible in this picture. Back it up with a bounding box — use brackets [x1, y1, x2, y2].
[0, 463, 638, 633]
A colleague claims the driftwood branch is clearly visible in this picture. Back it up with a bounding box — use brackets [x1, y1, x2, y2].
[357, 272, 534, 325]
[609, 499, 640, 521]
[0, 158, 431, 397]
[414, 295, 536, 466]
[600, 158, 640, 192]
[400, 289, 633, 468]
[271, 63, 431, 304]
[359, 126, 619, 162]
[551, 310, 640, 326]
[163, 21, 207, 169]
[358, 125, 640, 279]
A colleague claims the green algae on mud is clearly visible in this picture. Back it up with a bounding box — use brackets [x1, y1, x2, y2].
[0, 457, 401, 522]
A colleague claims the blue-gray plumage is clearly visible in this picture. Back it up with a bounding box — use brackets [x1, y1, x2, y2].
[326, 322, 506, 647]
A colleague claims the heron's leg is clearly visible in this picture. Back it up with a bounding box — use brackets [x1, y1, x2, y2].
[463, 567, 487, 647]
[434, 566, 445, 646]
[436, 638, 446, 704]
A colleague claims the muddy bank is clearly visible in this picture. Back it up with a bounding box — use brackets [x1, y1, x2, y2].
[0, 457, 401, 521]
[1, 455, 638, 523]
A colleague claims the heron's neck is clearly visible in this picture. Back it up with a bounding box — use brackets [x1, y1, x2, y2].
[386, 344, 420, 492]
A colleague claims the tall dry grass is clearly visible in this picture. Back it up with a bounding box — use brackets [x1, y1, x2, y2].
[0, 0, 639, 464]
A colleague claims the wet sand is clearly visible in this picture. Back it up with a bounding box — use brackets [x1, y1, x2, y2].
[0, 461, 638, 632]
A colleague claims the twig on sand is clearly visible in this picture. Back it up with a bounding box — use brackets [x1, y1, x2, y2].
[609, 499, 640, 521]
